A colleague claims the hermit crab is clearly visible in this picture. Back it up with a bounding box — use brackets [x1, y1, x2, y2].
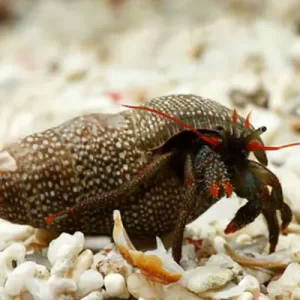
[0, 94, 298, 263]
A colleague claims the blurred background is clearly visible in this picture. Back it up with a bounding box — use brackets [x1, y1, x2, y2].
[0, 0, 300, 150]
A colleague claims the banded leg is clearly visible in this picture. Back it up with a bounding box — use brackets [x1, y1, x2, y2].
[46, 151, 176, 224]
[171, 146, 234, 263]
[172, 153, 197, 263]
[262, 205, 279, 253]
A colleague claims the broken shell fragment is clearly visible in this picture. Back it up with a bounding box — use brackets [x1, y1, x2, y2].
[224, 243, 290, 272]
[267, 262, 300, 298]
[180, 265, 234, 294]
[112, 210, 183, 284]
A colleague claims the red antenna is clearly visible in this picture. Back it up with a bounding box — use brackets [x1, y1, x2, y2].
[122, 104, 221, 147]
[247, 140, 300, 152]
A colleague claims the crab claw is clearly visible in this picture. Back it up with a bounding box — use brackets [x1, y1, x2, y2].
[224, 222, 239, 234]
[228, 160, 292, 254]
[224, 200, 261, 235]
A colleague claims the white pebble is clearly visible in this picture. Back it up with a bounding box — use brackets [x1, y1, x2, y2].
[240, 275, 260, 294]
[104, 273, 129, 299]
[0, 220, 34, 252]
[4, 261, 52, 300]
[236, 291, 254, 300]
[47, 232, 84, 276]
[71, 249, 94, 282]
[236, 234, 252, 244]
[80, 291, 104, 300]
[0, 243, 26, 287]
[76, 269, 104, 298]
[4, 261, 36, 296]
[47, 276, 77, 296]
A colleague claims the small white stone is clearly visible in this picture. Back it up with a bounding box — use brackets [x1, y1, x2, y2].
[104, 273, 129, 299]
[4, 261, 52, 299]
[47, 276, 77, 296]
[26, 277, 52, 300]
[71, 249, 94, 282]
[47, 232, 85, 277]
[0, 220, 34, 251]
[4, 261, 36, 296]
[80, 291, 104, 300]
[213, 236, 227, 254]
[236, 291, 253, 300]
[236, 234, 252, 245]
[0, 243, 27, 287]
[75, 269, 104, 298]
[240, 275, 260, 295]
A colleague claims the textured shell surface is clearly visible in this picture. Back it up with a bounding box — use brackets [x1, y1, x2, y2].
[0, 112, 189, 236]
[126, 94, 260, 151]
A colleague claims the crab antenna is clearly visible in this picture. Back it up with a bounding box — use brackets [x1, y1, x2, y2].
[232, 109, 237, 124]
[122, 104, 221, 147]
[247, 140, 300, 152]
[244, 110, 252, 129]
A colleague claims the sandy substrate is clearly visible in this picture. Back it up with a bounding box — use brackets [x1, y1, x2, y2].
[0, 1, 300, 299]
